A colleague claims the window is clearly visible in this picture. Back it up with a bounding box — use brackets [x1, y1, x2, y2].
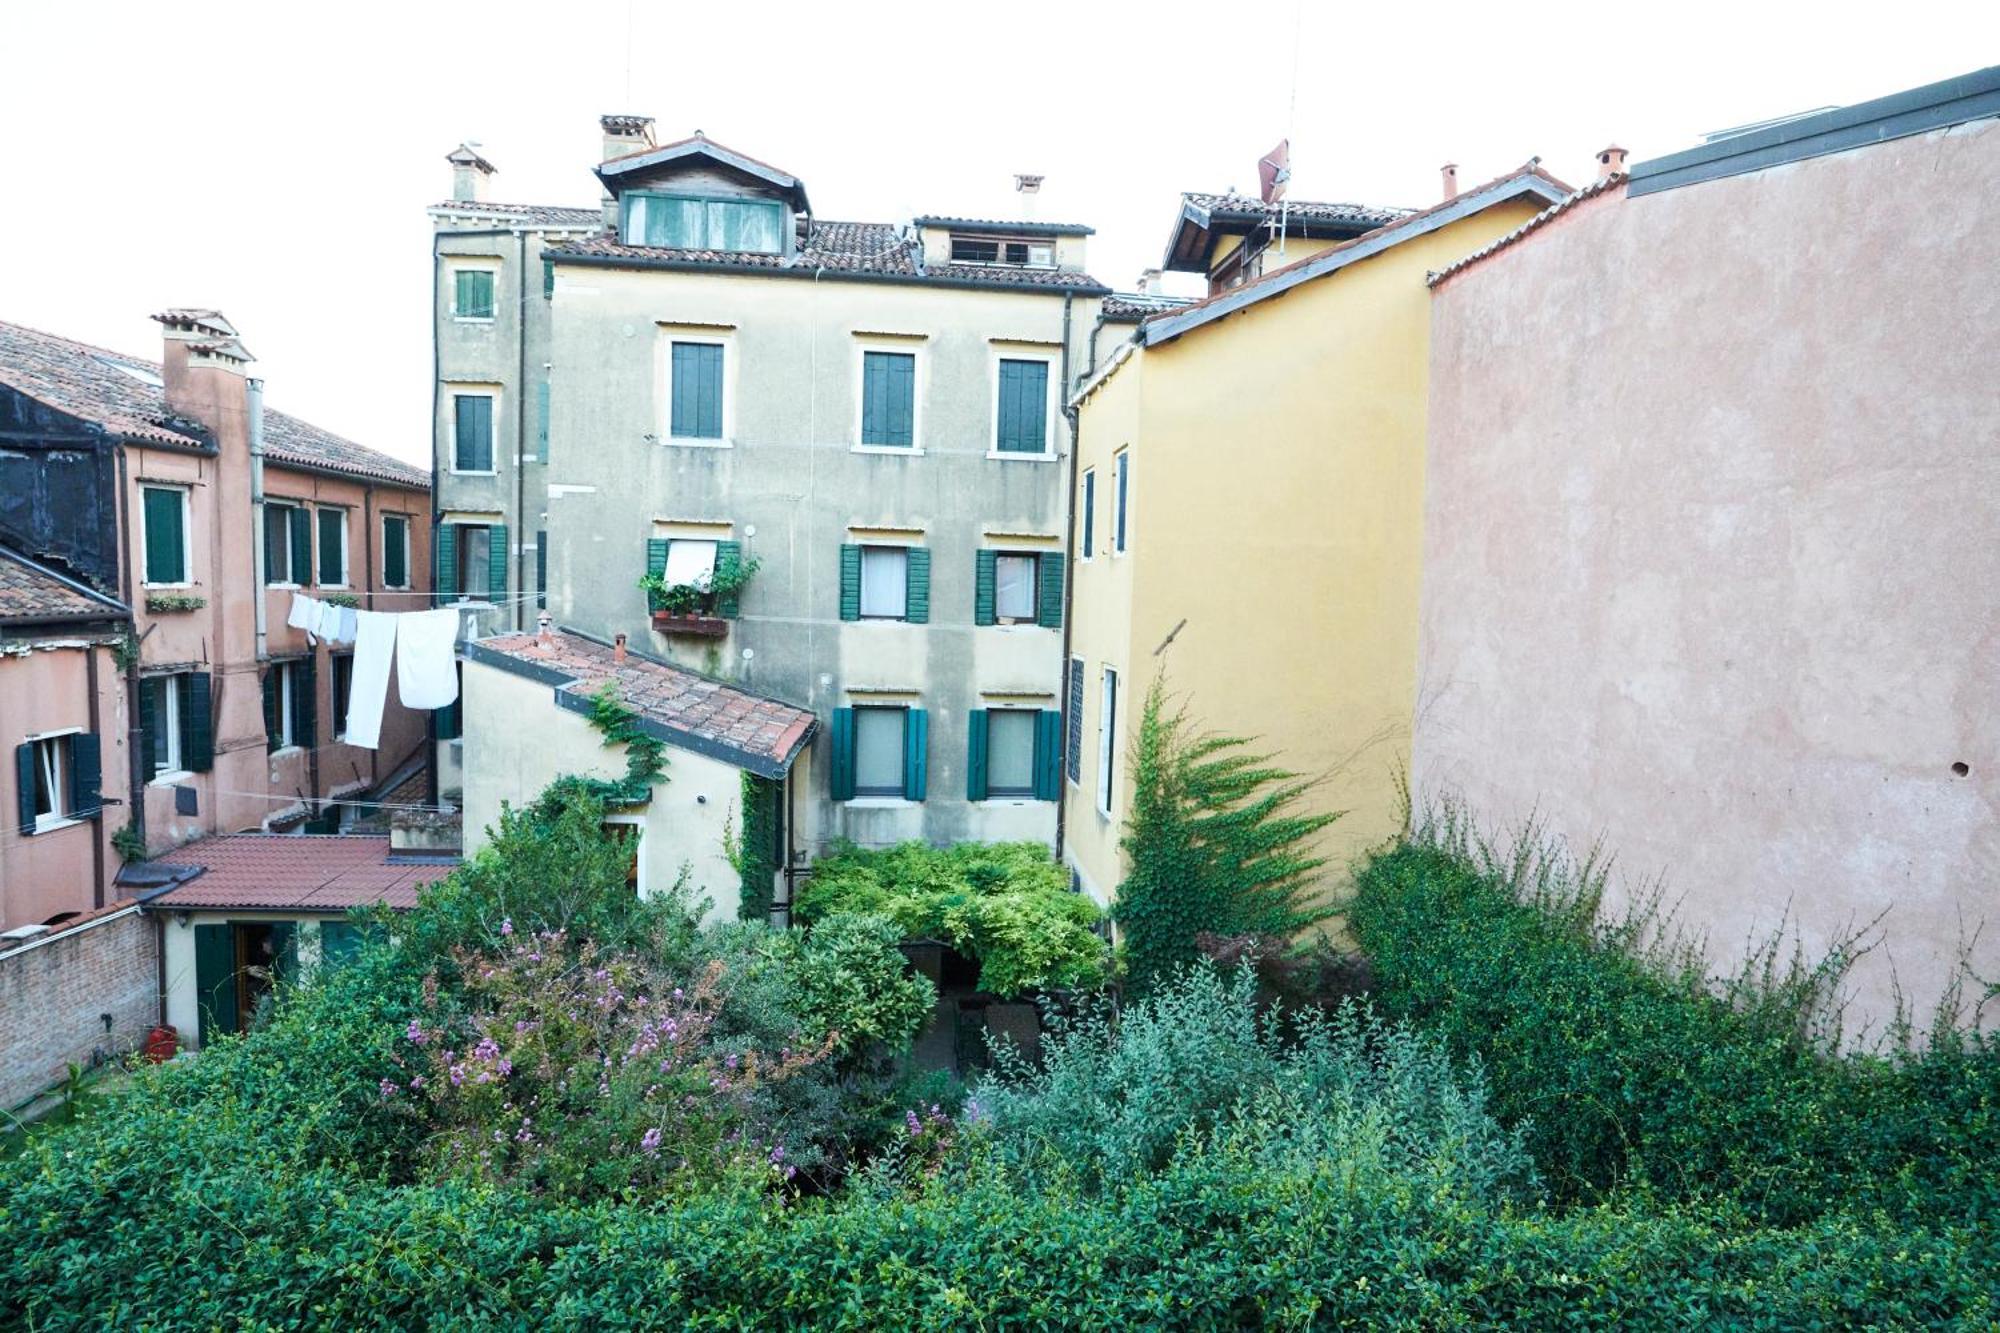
[264, 660, 312, 752]
[331, 655, 354, 740]
[1097, 667, 1118, 815]
[453, 393, 495, 472]
[985, 710, 1038, 797]
[669, 342, 725, 440]
[437, 523, 504, 604]
[1080, 469, 1096, 560]
[264, 502, 313, 586]
[316, 507, 348, 587]
[622, 194, 785, 254]
[995, 359, 1050, 454]
[382, 515, 410, 589]
[859, 545, 908, 620]
[950, 235, 1054, 267]
[15, 731, 100, 834]
[1066, 657, 1084, 784]
[853, 707, 908, 797]
[994, 553, 1038, 623]
[1114, 449, 1130, 553]
[601, 820, 644, 893]
[142, 675, 184, 777]
[860, 350, 916, 448]
[28, 735, 68, 826]
[457, 525, 492, 601]
[453, 269, 496, 320]
[436, 664, 464, 741]
[141, 486, 189, 586]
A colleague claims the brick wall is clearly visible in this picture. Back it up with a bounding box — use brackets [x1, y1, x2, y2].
[0, 905, 158, 1112]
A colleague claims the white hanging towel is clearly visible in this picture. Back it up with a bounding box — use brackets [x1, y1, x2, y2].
[342, 610, 398, 749]
[286, 593, 320, 631]
[337, 606, 358, 644]
[396, 608, 462, 709]
[314, 600, 344, 641]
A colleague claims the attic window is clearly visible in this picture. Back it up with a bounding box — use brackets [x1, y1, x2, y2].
[950, 235, 1055, 268]
[622, 193, 784, 254]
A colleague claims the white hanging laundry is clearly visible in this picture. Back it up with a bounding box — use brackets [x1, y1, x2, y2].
[337, 606, 359, 644]
[314, 600, 344, 641]
[396, 608, 461, 709]
[342, 610, 397, 749]
[286, 593, 321, 631]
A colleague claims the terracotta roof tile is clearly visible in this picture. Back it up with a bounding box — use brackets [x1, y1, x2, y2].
[1101, 292, 1194, 322]
[1180, 191, 1414, 229]
[1426, 172, 1627, 288]
[429, 199, 604, 227]
[139, 835, 456, 913]
[0, 546, 127, 622]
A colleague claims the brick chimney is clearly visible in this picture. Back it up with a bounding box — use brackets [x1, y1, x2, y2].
[1596, 144, 1629, 180]
[600, 114, 655, 164]
[152, 309, 250, 427]
[1015, 173, 1043, 221]
[1440, 163, 1459, 202]
[1137, 268, 1163, 295]
[446, 143, 496, 202]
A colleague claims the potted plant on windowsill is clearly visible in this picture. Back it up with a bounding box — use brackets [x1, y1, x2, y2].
[639, 553, 760, 637]
[144, 592, 207, 614]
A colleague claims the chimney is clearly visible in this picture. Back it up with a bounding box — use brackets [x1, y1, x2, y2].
[1440, 163, 1459, 202]
[613, 632, 628, 665]
[152, 309, 250, 423]
[1137, 268, 1163, 295]
[1595, 144, 1629, 180]
[445, 143, 495, 202]
[600, 114, 655, 164]
[536, 610, 554, 645]
[1015, 172, 1043, 221]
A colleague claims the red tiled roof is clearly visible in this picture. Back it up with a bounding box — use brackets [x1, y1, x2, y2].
[1180, 191, 1413, 228]
[468, 629, 816, 779]
[428, 199, 604, 227]
[140, 835, 456, 913]
[0, 545, 127, 622]
[1426, 172, 1628, 288]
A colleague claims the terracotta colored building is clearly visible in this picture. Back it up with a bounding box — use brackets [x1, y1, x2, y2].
[0, 312, 434, 935]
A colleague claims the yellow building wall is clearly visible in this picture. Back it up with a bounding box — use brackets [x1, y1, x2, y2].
[1065, 200, 1545, 909]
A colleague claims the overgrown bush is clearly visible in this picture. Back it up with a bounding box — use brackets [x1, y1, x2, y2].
[794, 840, 1109, 995]
[1351, 811, 2000, 1228]
[1115, 676, 1338, 996]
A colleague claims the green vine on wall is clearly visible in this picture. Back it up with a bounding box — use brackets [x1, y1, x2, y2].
[112, 822, 147, 863]
[731, 773, 780, 922]
[581, 681, 668, 804]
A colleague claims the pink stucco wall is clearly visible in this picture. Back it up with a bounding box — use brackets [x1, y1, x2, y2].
[1415, 118, 2000, 1035]
[0, 642, 122, 932]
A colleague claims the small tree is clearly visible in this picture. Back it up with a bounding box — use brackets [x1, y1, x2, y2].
[1115, 676, 1339, 996]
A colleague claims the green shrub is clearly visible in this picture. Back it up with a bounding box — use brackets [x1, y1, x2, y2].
[1350, 814, 2000, 1228]
[1115, 676, 1339, 996]
[794, 841, 1109, 996]
[775, 912, 936, 1059]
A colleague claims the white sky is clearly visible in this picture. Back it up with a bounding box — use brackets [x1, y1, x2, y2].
[3, 1, 1993, 464]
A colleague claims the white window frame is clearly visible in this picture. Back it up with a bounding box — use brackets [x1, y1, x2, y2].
[851, 341, 925, 454]
[455, 523, 495, 604]
[858, 544, 911, 621]
[985, 707, 1039, 799]
[147, 674, 185, 782]
[851, 705, 909, 799]
[140, 484, 193, 588]
[449, 263, 499, 323]
[987, 350, 1058, 461]
[1079, 467, 1096, 562]
[265, 501, 301, 588]
[26, 728, 80, 832]
[1112, 448, 1132, 555]
[993, 551, 1040, 624]
[274, 662, 298, 752]
[331, 654, 354, 743]
[382, 513, 412, 590]
[660, 332, 736, 449]
[448, 388, 500, 476]
[602, 814, 649, 896]
[316, 506, 350, 589]
[1096, 666, 1118, 818]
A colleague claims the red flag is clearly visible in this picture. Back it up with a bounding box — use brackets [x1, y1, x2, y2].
[1258, 138, 1291, 204]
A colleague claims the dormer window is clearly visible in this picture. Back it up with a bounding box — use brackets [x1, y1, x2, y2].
[621, 192, 785, 254]
[950, 234, 1056, 268]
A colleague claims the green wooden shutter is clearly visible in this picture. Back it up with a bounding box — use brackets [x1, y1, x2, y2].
[889, 354, 914, 446]
[904, 546, 930, 625]
[187, 672, 215, 772]
[536, 380, 550, 462]
[435, 524, 458, 604]
[69, 733, 101, 818]
[487, 523, 509, 598]
[143, 488, 185, 584]
[317, 508, 343, 585]
[543, 259, 555, 299]
[14, 743, 35, 834]
[297, 655, 318, 750]
[383, 516, 407, 589]
[1081, 471, 1095, 559]
[265, 505, 286, 584]
[974, 550, 998, 626]
[290, 507, 312, 587]
[862, 351, 915, 447]
[861, 352, 885, 444]
[966, 710, 990, 801]
[829, 708, 856, 801]
[1066, 658, 1084, 784]
[645, 538, 670, 611]
[671, 343, 724, 439]
[996, 360, 1048, 454]
[138, 676, 160, 779]
[1037, 551, 1065, 629]
[262, 668, 280, 751]
[194, 924, 239, 1044]
[697, 345, 723, 437]
[903, 708, 928, 802]
[1034, 710, 1063, 800]
[838, 544, 861, 621]
[714, 540, 744, 618]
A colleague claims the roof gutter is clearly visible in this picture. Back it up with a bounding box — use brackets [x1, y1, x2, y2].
[545, 251, 1111, 298]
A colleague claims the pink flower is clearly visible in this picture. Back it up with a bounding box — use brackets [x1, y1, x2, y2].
[500, 918, 513, 936]
[378, 1079, 399, 1098]
[405, 1020, 427, 1045]
[640, 1127, 663, 1156]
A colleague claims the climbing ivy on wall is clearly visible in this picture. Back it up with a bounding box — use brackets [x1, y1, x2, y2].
[1113, 675, 1340, 997]
[581, 681, 668, 802]
[732, 773, 780, 923]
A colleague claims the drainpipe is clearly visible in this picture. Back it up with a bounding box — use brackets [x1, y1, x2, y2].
[85, 640, 105, 908]
[363, 480, 378, 790]
[514, 229, 530, 632]
[427, 232, 445, 808]
[249, 378, 268, 662]
[115, 443, 145, 855]
[1054, 293, 1078, 862]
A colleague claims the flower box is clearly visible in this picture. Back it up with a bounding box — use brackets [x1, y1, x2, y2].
[651, 611, 729, 637]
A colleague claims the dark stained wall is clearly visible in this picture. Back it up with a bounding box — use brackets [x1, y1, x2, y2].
[0, 386, 125, 594]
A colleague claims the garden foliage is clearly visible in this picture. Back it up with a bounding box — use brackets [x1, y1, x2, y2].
[793, 840, 1109, 995]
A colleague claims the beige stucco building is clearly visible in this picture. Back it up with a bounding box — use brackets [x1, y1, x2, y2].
[1414, 71, 2000, 1032]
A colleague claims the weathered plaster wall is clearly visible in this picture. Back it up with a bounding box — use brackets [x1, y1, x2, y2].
[1416, 120, 2000, 1032]
[0, 640, 123, 931]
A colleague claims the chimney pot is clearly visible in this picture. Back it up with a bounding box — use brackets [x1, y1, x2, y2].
[1138, 268, 1163, 295]
[600, 114, 656, 164]
[536, 611, 553, 644]
[613, 632, 628, 665]
[1596, 144, 1629, 180]
[446, 143, 495, 203]
[1440, 163, 1459, 202]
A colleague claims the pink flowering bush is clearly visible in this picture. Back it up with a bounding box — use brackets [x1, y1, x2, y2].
[383, 930, 832, 1199]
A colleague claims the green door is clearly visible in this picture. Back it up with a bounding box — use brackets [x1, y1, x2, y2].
[194, 924, 239, 1047]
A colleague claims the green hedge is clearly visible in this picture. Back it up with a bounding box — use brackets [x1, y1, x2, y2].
[1350, 829, 2000, 1229]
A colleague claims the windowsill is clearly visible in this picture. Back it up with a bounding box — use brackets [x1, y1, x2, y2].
[856, 616, 913, 624]
[32, 815, 83, 835]
[319, 584, 351, 593]
[148, 770, 192, 787]
[662, 437, 733, 450]
[987, 450, 1057, 462]
[1096, 806, 1114, 822]
[452, 316, 497, 324]
[990, 618, 1046, 629]
[983, 794, 1044, 804]
[852, 444, 924, 456]
[269, 745, 304, 758]
[143, 581, 195, 591]
[449, 469, 499, 477]
[844, 796, 918, 809]
[268, 582, 302, 591]
[446, 598, 495, 609]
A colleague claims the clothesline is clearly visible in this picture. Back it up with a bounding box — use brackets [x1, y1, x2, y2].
[287, 594, 460, 750]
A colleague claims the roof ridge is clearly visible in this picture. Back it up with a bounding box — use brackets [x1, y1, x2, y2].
[0, 317, 161, 373]
[1426, 171, 1626, 288]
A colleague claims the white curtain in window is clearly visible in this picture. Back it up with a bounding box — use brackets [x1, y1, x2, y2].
[35, 740, 63, 818]
[854, 708, 905, 794]
[860, 547, 908, 618]
[987, 710, 1037, 793]
[664, 540, 718, 589]
[995, 555, 1036, 619]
